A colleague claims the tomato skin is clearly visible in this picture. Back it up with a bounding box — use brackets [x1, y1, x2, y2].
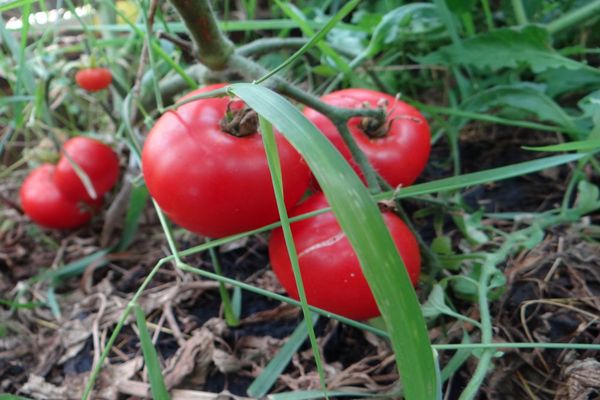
[75, 68, 113, 92]
[53, 137, 120, 202]
[20, 164, 100, 229]
[268, 193, 421, 320]
[303, 88, 431, 188]
[142, 83, 311, 238]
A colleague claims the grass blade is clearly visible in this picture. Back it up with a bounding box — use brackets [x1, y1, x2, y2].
[247, 314, 318, 398]
[230, 83, 437, 400]
[117, 183, 149, 251]
[258, 115, 329, 397]
[133, 304, 169, 400]
[255, 0, 359, 84]
[523, 139, 600, 152]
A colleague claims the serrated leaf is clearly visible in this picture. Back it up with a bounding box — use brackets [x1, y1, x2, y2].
[537, 68, 600, 98]
[461, 83, 575, 129]
[420, 25, 594, 74]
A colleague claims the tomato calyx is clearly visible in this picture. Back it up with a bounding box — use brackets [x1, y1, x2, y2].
[221, 101, 258, 137]
[358, 100, 390, 139]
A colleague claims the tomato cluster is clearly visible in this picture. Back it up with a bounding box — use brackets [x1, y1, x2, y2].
[75, 67, 113, 92]
[142, 85, 430, 320]
[20, 137, 119, 229]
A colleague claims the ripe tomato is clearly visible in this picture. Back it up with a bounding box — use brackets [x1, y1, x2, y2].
[75, 67, 113, 92]
[303, 88, 431, 188]
[142, 83, 311, 238]
[53, 137, 120, 202]
[268, 193, 421, 320]
[20, 164, 100, 229]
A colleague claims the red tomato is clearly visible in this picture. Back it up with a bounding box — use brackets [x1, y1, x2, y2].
[142, 83, 311, 238]
[303, 88, 431, 188]
[20, 164, 100, 229]
[54, 137, 120, 202]
[75, 67, 112, 92]
[268, 193, 421, 320]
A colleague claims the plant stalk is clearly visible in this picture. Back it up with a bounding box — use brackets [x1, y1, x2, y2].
[168, 0, 234, 70]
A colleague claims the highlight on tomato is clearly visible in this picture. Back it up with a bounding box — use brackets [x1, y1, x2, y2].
[75, 67, 113, 92]
[53, 137, 120, 202]
[142, 83, 311, 238]
[303, 88, 431, 188]
[268, 192, 421, 321]
[20, 164, 101, 229]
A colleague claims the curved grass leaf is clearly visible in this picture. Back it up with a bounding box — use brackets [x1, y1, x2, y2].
[248, 315, 318, 398]
[134, 304, 169, 400]
[229, 83, 437, 400]
[523, 139, 600, 152]
[256, 0, 359, 84]
[382, 153, 585, 200]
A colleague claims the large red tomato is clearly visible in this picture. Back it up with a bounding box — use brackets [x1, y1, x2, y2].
[303, 88, 431, 188]
[54, 137, 120, 202]
[268, 193, 421, 320]
[75, 67, 113, 92]
[142, 83, 311, 238]
[20, 164, 100, 229]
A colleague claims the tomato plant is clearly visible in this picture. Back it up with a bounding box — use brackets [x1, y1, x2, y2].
[142, 83, 311, 238]
[75, 67, 113, 92]
[303, 88, 431, 188]
[54, 137, 120, 202]
[268, 193, 421, 320]
[20, 164, 100, 229]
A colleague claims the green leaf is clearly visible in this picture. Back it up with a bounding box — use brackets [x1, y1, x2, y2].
[275, 1, 353, 75]
[445, 0, 477, 14]
[269, 391, 385, 400]
[0, 0, 35, 12]
[117, 183, 149, 251]
[523, 139, 600, 152]
[366, 3, 440, 56]
[258, 115, 328, 393]
[247, 315, 318, 398]
[574, 181, 600, 215]
[229, 83, 437, 400]
[134, 304, 170, 400]
[578, 89, 600, 123]
[32, 249, 110, 284]
[256, 0, 359, 84]
[537, 68, 600, 98]
[0, 394, 34, 400]
[461, 83, 575, 129]
[420, 25, 594, 74]
[383, 153, 585, 200]
[452, 211, 489, 245]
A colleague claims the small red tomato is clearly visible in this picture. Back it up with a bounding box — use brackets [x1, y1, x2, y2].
[75, 67, 112, 92]
[142, 83, 311, 238]
[53, 137, 120, 203]
[304, 88, 431, 188]
[269, 193, 421, 320]
[20, 164, 100, 229]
